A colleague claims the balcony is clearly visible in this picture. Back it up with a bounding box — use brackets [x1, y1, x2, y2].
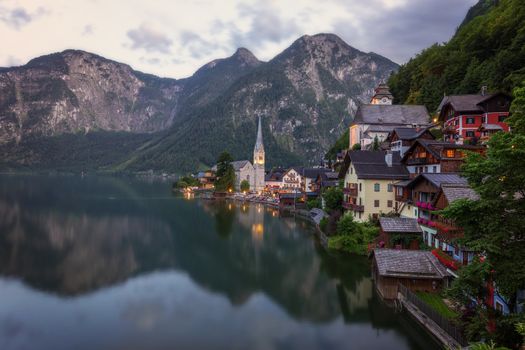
[343, 202, 364, 212]
[406, 158, 427, 165]
[415, 201, 436, 211]
[343, 187, 358, 196]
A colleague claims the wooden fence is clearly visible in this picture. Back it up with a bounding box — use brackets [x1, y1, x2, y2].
[398, 283, 468, 347]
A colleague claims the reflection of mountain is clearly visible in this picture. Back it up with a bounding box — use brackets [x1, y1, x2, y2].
[0, 175, 375, 324]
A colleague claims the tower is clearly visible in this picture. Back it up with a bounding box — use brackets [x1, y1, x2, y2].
[370, 83, 393, 105]
[253, 116, 265, 192]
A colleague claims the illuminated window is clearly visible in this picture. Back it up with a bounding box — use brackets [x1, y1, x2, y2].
[446, 149, 455, 158]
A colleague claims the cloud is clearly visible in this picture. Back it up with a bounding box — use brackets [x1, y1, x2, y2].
[0, 7, 31, 29]
[178, 31, 221, 59]
[127, 23, 172, 54]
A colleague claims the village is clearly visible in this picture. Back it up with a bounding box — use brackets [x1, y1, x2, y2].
[176, 82, 524, 349]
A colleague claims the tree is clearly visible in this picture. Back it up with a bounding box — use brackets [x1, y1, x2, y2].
[327, 213, 379, 254]
[372, 135, 380, 151]
[214, 151, 235, 192]
[240, 180, 250, 192]
[323, 186, 343, 212]
[352, 143, 361, 150]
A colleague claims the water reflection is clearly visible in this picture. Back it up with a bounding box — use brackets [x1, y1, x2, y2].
[0, 175, 439, 350]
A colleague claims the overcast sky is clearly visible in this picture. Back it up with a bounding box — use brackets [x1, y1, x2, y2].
[1, 0, 477, 78]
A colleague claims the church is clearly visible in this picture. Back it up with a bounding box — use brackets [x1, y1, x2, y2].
[231, 117, 265, 192]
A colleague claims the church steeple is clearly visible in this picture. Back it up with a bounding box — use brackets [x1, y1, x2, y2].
[253, 116, 265, 166]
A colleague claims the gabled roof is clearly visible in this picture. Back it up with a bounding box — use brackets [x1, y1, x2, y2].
[388, 126, 435, 142]
[353, 105, 430, 125]
[401, 139, 484, 162]
[437, 92, 511, 115]
[338, 151, 409, 180]
[373, 249, 448, 279]
[231, 160, 252, 171]
[379, 217, 422, 233]
[440, 183, 479, 203]
[407, 173, 468, 189]
[302, 168, 332, 179]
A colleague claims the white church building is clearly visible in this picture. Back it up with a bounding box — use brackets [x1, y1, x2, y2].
[229, 117, 265, 192]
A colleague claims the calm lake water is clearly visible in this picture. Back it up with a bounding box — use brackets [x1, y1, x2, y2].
[0, 175, 440, 350]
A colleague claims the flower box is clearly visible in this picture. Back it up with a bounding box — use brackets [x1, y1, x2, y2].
[432, 248, 459, 270]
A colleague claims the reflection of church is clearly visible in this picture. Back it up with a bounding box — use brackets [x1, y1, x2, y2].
[231, 117, 265, 192]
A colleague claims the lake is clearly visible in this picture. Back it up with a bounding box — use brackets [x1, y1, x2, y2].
[0, 175, 440, 350]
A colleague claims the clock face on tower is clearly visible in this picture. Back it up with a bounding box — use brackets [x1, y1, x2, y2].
[382, 97, 388, 103]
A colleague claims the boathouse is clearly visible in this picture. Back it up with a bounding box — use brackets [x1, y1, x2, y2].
[372, 249, 448, 300]
[377, 217, 422, 249]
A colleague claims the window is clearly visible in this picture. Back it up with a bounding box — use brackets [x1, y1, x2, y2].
[358, 212, 362, 219]
[466, 131, 475, 137]
[359, 197, 362, 205]
[482, 116, 487, 123]
[466, 117, 475, 124]
[455, 119, 458, 126]
[374, 183, 380, 192]
[350, 167, 353, 174]
[387, 200, 393, 208]
[446, 149, 455, 158]
[387, 184, 393, 192]
[374, 200, 380, 207]
[359, 183, 362, 191]
[414, 209, 418, 216]
[432, 166, 437, 173]
[498, 115, 506, 122]
[424, 166, 428, 172]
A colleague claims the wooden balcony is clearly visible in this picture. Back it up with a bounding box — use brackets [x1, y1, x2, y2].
[343, 187, 358, 196]
[343, 202, 364, 212]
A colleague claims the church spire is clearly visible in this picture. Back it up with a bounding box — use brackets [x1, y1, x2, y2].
[254, 116, 264, 151]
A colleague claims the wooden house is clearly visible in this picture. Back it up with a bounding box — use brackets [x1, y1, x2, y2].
[386, 126, 435, 157]
[377, 217, 422, 249]
[372, 249, 448, 300]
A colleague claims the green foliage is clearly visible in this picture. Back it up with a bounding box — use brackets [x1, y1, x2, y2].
[307, 197, 321, 210]
[175, 175, 199, 189]
[327, 213, 379, 255]
[322, 186, 343, 211]
[415, 292, 458, 319]
[240, 179, 250, 192]
[319, 217, 328, 232]
[325, 129, 349, 160]
[351, 143, 361, 150]
[214, 152, 235, 192]
[389, 0, 525, 111]
[372, 135, 380, 151]
[446, 257, 490, 307]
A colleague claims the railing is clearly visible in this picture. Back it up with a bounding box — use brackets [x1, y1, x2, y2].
[406, 158, 427, 165]
[397, 283, 467, 347]
[342, 202, 364, 212]
[343, 187, 358, 196]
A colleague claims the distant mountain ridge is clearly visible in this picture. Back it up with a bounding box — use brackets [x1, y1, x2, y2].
[0, 33, 398, 172]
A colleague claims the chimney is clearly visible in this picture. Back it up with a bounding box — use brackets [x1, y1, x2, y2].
[385, 151, 393, 167]
[481, 86, 488, 96]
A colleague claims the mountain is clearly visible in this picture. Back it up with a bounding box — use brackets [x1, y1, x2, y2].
[388, 0, 525, 112]
[0, 34, 398, 173]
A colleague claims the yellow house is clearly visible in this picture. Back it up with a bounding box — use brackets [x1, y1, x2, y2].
[339, 151, 410, 222]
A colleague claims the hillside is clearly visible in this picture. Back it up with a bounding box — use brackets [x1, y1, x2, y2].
[388, 0, 525, 113]
[0, 34, 398, 173]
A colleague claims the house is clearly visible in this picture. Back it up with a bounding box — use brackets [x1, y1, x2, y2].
[372, 249, 449, 300]
[197, 170, 216, 189]
[437, 91, 511, 144]
[431, 183, 479, 266]
[265, 168, 285, 191]
[386, 126, 435, 157]
[339, 151, 409, 222]
[405, 173, 468, 248]
[349, 104, 431, 149]
[279, 192, 304, 209]
[314, 171, 339, 193]
[401, 139, 485, 177]
[302, 168, 332, 193]
[377, 217, 422, 249]
[281, 167, 303, 191]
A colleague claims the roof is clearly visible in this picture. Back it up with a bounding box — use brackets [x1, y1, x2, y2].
[441, 184, 479, 203]
[279, 193, 302, 199]
[379, 217, 422, 233]
[302, 168, 332, 179]
[389, 126, 435, 141]
[231, 160, 252, 171]
[393, 179, 412, 187]
[408, 173, 468, 189]
[339, 151, 409, 180]
[437, 92, 511, 114]
[254, 116, 264, 152]
[401, 139, 484, 162]
[373, 249, 448, 279]
[353, 105, 430, 126]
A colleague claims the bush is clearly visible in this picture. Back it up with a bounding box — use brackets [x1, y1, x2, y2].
[240, 179, 250, 192]
[327, 213, 379, 255]
[319, 217, 328, 232]
[323, 186, 343, 211]
[307, 197, 321, 210]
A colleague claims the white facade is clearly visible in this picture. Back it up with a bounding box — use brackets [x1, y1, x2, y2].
[282, 168, 302, 190]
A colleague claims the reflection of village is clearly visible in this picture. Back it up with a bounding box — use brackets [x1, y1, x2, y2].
[0, 175, 381, 326]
